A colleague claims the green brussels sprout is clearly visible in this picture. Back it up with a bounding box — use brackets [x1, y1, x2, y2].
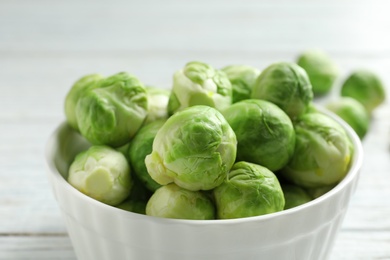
[297, 49, 339, 96]
[64, 74, 104, 131]
[146, 183, 215, 220]
[76, 72, 148, 147]
[213, 161, 285, 219]
[116, 198, 147, 215]
[221, 65, 261, 103]
[281, 112, 353, 188]
[326, 97, 370, 139]
[116, 175, 152, 214]
[281, 183, 312, 210]
[341, 69, 386, 113]
[116, 142, 131, 158]
[127, 175, 152, 201]
[306, 184, 336, 199]
[305, 102, 320, 114]
[222, 99, 295, 171]
[145, 105, 237, 191]
[68, 145, 132, 206]
[167, 61, 232, 115]
[251, 62, 313, 120]
[144, 87, 170, 124]
[129, 120, 166, 192]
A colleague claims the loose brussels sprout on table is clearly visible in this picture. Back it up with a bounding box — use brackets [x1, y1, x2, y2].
[281, 112, 353, 188]
[326, 97, 370, 139]
[76, 72, 148, 147]
[146, 183, 215, 220]
[145, 105, 237, 191]
[168, 61, 232, 115]
[221, 65, 261, 103]
[68, 145, 133, 206]
[251, 62, 313, 120]
[297, 49, 339, 96]
[222, 99, 295, 171]
[341, 69, 386, 113]
[213, 161, 285, 219]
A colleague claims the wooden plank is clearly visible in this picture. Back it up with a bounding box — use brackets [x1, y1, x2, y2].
[0, 236, 76, 260]
[0, 231, 389, 260]
[331, 231, 390, 259]
[0, 1, 389, 53]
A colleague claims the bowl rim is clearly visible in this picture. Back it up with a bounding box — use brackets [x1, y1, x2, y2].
[45, 106, 363, 226]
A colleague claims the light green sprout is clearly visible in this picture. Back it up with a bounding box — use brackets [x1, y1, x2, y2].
[146, 183, 215, 220]
[144, 87, 170, 124]
[168, 61, 232, 115]
[213, 161, 285, 219]
[222, 99, 295, 171]
[341, 69, 386, 113]
[64, 74, 104, 131]
[326, 97, 370, 139]
[145, 105, 237, 191]
[281, 112, 353, 188]
[221, 65, 261, 103]
[76, 72, 148, 147]
[68, 145, 132, 206]
[129, 120, 165, 192]
[297, 49, 339, 96]
[251, 62, 313, 120]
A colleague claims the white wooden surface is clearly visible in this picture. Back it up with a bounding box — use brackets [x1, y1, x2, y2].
[1, 0, 390, 259]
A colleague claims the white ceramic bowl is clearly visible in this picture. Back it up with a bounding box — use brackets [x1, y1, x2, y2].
[45, 109, 363, 260]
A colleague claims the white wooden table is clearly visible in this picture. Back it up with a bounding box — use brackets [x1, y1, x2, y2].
[1, 0, 390, 259]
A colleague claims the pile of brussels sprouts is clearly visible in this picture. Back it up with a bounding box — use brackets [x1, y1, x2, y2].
[64, 50, 385, 220]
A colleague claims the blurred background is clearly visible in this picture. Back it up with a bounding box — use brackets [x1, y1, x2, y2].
[1, 0, 389, 259]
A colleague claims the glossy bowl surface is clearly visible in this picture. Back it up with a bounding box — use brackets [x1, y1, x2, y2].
[45, 108, 363, 260]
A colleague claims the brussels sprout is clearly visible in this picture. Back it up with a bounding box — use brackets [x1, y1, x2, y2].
[146, 183, 215, 220]
[116, 198, 147, 215]
[251, 62, 313, 120]
[281, 183, 312, 210]
[145, 105, 237, 191]
[221, 65, 261, 103]
[326, 97, 370, 139]
[281, 112, 353, 188]
[144, 87, 170, 124]
[76, 72, 148, 147]
[64, 74, 104, 131]
[116, 175, 152, 214]
[222, 99, 295, 171]
[297, 49, 339, 96]
[167, 61, 232, 115]
[68, 145, 132, 206]
[213, 161, 285, 219]
[116, 142, 131, 158]
[341, 69, 386, 113]
[128, 175, 153, 202]
[305, 102, 319, 114]
[129, 120, 165, 192]
[306, 184, 336, 199]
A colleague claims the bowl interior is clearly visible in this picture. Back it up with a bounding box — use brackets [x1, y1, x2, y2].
[46, 106, 363, 223]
